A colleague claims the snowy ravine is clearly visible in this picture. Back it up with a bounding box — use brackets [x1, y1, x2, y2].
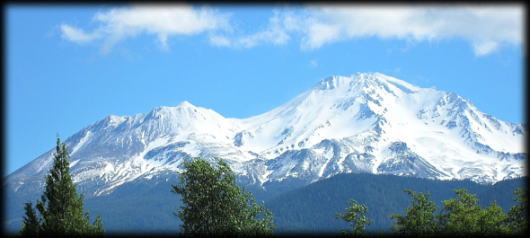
[5, 72, 526, 199]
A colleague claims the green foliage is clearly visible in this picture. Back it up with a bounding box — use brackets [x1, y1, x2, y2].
[21, 202, 40, 236]
[392, 188, 518, 236]
[266, 173, 524, 232]
[477, 201, 509, 234]
[507, 188, 527, 233]
[438, 189, 482, 233]
[172, 158, 273, 236]
[391, 190, 438, 235]
[336, 199, 372, 235]
[20, 138, 103, 236]
[438, 189, 509, 235]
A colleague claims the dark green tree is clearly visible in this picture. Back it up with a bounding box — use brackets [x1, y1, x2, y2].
[438, 189, 509, 235]
[438, 189, 482, 233]
[391, 190, 438, 235]
[507, 188, 527, 234]
[336, 199, 372, 236]
[20, 138, 103, 236]
[21, 202, 40, 237]
[172, 158, 273, 236]
[477, 201, 509, 234]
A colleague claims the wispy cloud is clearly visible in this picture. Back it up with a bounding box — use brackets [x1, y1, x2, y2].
[208, 34, 232, 47]
[209, 10, 296, 49]
[205, 5, 522, 56]
[296, 5, 523, 56]
[60, 5, 523, 56]
[60, 5, 231, 53]
[60, 24, 102, 43]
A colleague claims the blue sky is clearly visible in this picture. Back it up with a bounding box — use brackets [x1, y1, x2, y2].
[6, 4, 524, 174]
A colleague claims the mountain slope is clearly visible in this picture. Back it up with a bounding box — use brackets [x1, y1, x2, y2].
[266, 173, 526, 232]
[5, 72, 525, 231]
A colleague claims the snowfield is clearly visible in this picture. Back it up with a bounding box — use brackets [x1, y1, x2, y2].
[6, 72, 526, 197]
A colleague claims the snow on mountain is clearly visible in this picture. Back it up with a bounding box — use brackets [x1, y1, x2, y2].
[5, 72, 526, 198]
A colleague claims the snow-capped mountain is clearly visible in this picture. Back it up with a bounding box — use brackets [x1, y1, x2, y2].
[6, 73, 525, 200]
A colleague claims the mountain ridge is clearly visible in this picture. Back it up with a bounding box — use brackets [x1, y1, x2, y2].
[6, 72, 525, 200]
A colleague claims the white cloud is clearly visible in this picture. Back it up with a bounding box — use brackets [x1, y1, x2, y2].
[61, 5, 231, 53]
[208, 5, 522, 55]
[209, 34, 232, 47]
[210, 10, 295, 49]
[60, 24, 101, 43]
[473, 41, 499, 56]
[60, 5, 523, 56]
[238, 10, 292, 48]
[296, 5, 523, 55]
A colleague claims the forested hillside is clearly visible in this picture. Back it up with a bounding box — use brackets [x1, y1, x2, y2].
[265, 173, 525, 233]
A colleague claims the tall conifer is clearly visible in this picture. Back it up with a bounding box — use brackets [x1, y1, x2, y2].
[21, 138, 103, 236]
[21, 202, 40, 236]
[507, 188, 527, 233]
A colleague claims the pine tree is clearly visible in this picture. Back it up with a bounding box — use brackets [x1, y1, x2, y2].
[21, 202, 40, 237]
[507, 188, 527, 234]
[438, 189, 510, 235]
[391, 190, 438, 235]
[20, 138, 103, 236]
[336, 199, 372, 236]
[477, 201, 509, 234]
[438, 189, 482, 233]
[172, 158, 273, 236]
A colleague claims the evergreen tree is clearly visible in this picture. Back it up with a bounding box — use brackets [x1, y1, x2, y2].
[21, 202, 40, 237]
[438, 189, 482, 233]
[438, 189, 510, 235]
[20, 138, 103, 236]
[477, 201, 509, 234]
[391, 190, 438, 235]
[336, 199, 372, 236]
[507, 188, 527, 233]
[172, 158, 273, 236]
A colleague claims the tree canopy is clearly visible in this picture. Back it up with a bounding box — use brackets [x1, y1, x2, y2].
[20, 138, 103, 237]
[336, 199, 372, 235]
[391, 190, 438, 235]
[438, 189, 509, 235]
[172, 158, 273, 236]
[507, 188, 527, 233]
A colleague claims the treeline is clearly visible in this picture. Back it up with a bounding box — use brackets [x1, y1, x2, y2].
[337, 188, 526, 236]
[265, 172, 525, 232]
[17, 138, 527, 236]
[393, 189, 526, 235]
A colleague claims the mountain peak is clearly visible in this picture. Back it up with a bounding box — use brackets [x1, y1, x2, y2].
[355, 72, 419, 93]
[177, 100, 194, 108]
[316, 75, 348, 90]
[6, 72, 525, 206]
[148, 101, 198, 114]
[315, 72, 419, 94]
